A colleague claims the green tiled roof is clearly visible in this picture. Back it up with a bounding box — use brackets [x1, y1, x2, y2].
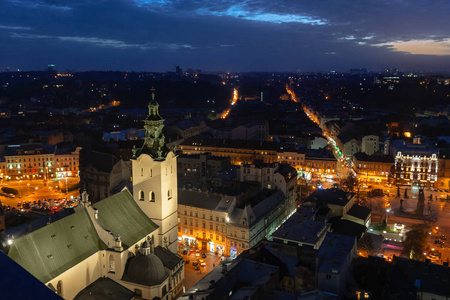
[93, 190, 159, 248]
[8, 210, 107, 283]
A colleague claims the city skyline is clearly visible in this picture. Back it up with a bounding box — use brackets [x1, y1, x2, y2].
[1, 0, 450, 72]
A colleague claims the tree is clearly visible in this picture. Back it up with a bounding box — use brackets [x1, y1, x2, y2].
[358, 234, 374, 256]
[401, 224, 431, 260]
[340, 175, 358, 193]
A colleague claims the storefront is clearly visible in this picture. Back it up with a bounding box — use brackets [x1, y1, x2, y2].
[216, 245, 225, 255]
[182, 235, 198, 247]
[230, 248, 237, 259]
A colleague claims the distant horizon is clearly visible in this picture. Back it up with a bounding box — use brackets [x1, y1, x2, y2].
[1, 67, 449, 75]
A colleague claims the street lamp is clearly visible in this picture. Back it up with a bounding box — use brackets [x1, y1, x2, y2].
[386, 208, 391, 225]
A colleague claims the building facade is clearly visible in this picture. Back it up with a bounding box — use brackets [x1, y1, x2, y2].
[2, 145, 81, 181]
[394, 152, 439, 187]
[352, 152, 394, 184]
[179, 137, 278, 164]
[178, 189, 291, 258]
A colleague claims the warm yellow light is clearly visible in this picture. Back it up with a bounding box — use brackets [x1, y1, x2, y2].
[404, 132, 411, 138]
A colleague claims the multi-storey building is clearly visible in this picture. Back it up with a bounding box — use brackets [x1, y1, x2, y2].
[361, 135, 380, 156]
[179, 137, 278, 164]
[3, 144, 81, 181]
[437, 149, 450, 189]
[178, 189, 290, 258]
[277, 149, 337, 182]
[238, 162, 298, 211]
[79, 149, 132, 203]
[177, 152, 230, 190]
[391, 138, 439, 187]
[227, 189, 288, 258]
[352, 152, 394, 184]
[178, 191, 234, 255]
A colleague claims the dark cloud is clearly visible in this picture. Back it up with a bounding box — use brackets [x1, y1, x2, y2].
[0, 0, 449, 71]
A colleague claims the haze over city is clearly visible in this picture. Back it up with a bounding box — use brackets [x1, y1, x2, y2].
[1, 0, 450, 72]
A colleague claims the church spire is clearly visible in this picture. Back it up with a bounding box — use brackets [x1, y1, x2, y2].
[139, 88, 169, 160]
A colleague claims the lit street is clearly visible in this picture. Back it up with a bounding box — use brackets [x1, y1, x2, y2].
[0, 178, 80, 211]
[179, 250, 223, 291]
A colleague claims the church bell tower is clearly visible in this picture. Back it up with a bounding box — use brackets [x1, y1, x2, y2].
[132, 90, 178, 254]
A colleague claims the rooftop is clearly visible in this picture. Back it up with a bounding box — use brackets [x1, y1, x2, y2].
[317, 232, 356, 274]
[178, 189, 223, 211]
[271, 213, 329, 247]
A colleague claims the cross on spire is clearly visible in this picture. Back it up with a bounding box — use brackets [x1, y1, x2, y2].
[151, 87, 156, 101]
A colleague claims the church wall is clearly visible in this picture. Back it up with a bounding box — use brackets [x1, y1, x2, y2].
[46, 251, 102, 300]
[132, 151, 179, 254]
[132, 155, 164, 221]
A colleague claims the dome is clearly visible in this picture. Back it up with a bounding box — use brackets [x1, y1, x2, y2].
[122, 253, 167, 286]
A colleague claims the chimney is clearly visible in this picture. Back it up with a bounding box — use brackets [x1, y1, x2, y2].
[114, 235, 123, 252]
[222, 263, 228, 274]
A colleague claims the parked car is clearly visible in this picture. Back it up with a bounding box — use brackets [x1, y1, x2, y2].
[182, 250, 188, 255]
[195, 250, 200, 257]
[201, 253, 207, 258]
[194, 266, 200, 271]
[192, 261, 198, 266]
[199, 259, 206, 267]
[441, 235, 446, 241]
[185, 260, 190, 264]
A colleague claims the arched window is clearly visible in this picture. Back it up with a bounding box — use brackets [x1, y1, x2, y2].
[57, 280, 63, 296]
[150, 191, 155, 202]
[168, 189, 172, 200]
[139, 190, 144, 201]
[109, 255, 115, 273]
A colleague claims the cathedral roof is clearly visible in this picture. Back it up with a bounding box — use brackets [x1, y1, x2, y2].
[92, 189, 159, 248]
[8, 210, 107, 283]
[154, 245, 184, 270]
[8, 190, 159, 283]
[74, 277, 134, 300]
[122, 252, 168, 286]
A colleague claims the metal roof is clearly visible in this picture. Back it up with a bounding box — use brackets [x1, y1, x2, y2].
[8, 209, 107, 283]
[92, 190, 159, 248]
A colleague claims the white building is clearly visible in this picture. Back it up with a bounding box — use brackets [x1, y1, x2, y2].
[361, 135, 379, 156]
[8, 93, 184, 300]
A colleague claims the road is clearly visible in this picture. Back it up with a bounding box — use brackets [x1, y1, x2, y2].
[366, 184, 450, 263]
[178, 247, 224, 292]
[1, 178, 80, 210]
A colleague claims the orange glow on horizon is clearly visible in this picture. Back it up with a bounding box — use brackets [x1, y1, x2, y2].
[374, 39, 450, 55]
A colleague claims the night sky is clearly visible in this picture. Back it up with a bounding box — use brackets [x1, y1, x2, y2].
[1, 0, 449, 72]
